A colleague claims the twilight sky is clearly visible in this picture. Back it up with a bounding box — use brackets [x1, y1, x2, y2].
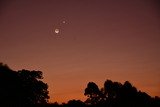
[0, 0, 160, 103]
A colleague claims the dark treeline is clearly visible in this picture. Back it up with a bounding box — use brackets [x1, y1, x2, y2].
[0, 63, 160, 107]
[0, 63, 49, 107]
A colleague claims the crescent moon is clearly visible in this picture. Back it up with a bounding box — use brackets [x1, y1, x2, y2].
[55, 29, 60, 34]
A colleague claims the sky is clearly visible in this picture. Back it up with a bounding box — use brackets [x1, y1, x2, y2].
[0, 0, 160, 103]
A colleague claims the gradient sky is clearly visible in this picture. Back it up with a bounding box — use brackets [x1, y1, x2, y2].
[0, 0, 160, 103]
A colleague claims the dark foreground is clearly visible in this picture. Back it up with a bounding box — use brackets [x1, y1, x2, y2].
[0, 63, 160, 107]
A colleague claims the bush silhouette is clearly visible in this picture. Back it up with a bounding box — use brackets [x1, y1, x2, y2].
[67, 100, 86, 107]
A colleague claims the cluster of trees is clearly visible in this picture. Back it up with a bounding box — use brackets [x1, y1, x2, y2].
[84, 80, 160, 107]
[0, 63, 160, 107]
[47, 81, 160, 107]
[0, 63, 49, 106]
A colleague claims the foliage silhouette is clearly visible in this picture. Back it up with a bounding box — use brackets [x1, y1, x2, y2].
[0, 63, 49, 106]
[0, 63, 160, 107]
[84, 82, 101, 105]
[66, 100, 86, 107]
[84, 79, 160, 107]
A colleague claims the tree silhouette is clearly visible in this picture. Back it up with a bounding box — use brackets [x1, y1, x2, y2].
[84, 82, 101, 105]
[0, 63, 49, 106]
[104, 80, 122, 99]
[1, 63, 160, 107]
[0, 63, 19, 106]
[84, 79, 160, 107]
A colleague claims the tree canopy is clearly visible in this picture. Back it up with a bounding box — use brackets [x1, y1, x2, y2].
[84, 79, 160, 107]
[0, 63, 49, 106]
[0, 63, 160, 107]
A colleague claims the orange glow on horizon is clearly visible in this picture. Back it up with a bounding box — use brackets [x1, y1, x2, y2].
[0, 0, 160, 103]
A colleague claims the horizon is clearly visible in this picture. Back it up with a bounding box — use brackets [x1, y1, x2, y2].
[0, 0, 160, 103]
[0, 62, 159, 104]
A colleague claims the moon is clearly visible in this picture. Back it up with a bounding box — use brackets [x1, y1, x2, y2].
[55, 28, 60, 34]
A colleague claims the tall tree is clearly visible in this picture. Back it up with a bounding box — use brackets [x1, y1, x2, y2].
[0, 63, 49, 106]
[84, 82, 101, 105]
[104, 80, 122, 99]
